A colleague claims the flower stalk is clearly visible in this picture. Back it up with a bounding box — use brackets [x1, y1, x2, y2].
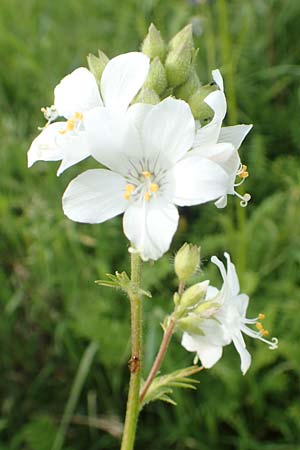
[120, 252, 143, 450]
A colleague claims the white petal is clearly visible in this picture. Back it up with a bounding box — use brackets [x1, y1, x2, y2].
[181, 333, 223, 369]
[126, 103, 153, 131]
[84, 107, 142, 175]
[206, 285, 219, 300]
[62, 169, 127, 223]
[212, 69, 224, 92]
[172, 155, 229, 206]
[123, 199, 179, 261]
[56, 132, 90, 176]
[54, 68, 102, 118]
[233, 294, 249, 318]
[232, 333, 251, 375]
[142, 98, 195, 166]
[190, 143, 239, 177]
[101, 52, 149, 111]
[215, 195, 228, 209]
[224, 252, 240, 296]
[28, 123, 66, 167]
[219, 124, 253, 150]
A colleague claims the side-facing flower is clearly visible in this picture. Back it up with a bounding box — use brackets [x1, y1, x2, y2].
[181, 253, 278, 374]
[27, 52, 150, 175]
[62, 97, 232, 261]
[190, 70, 253, 208]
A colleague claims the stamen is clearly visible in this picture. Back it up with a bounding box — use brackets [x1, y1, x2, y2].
[150, 183, 159, 193]
[74, 112, 84, 120]
[124, 192, 131, 200]
[238, 164, 249, 179]
[144, 191, 151, 201]
[142, 171, 152, 179]
[258, 313, 266, 320]
[256, 322, 263, 331]
[125, 184, 135, 193]
[66, 119, 75, 131]
[262, 330, 269, 337]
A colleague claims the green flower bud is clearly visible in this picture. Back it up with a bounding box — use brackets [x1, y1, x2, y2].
[180, 280, 209, 309]
[169, 24, 194, 52]
[174, 66, 201, 101]
[87, 50, 109, 82]
[133, 86, 160, 105]
[142, 23, 166, 61]
[175, 243, 201, 282]
[188, 83, 218, 124]
[165, 42, 194, 87]
[144, 57, 167, 95]
[178, 315, 204, 336]
[193, 300, 220, 318]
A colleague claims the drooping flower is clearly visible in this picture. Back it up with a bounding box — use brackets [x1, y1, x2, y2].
[181, 253, 278, 374]
[190, 70, 253, 208]
[62, 97, 233, 261]
[27, 52, 150, 175]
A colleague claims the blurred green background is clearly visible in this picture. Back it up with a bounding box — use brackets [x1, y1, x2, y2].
[1, 0, 300, 449]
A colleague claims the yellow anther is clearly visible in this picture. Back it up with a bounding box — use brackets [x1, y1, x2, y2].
[262, 329, 270, 337]
[125, 184, 135, 193]
[74, 112, 83, 120]
[124, 192, 132, 200]
[144, 191, 151, 201]
[142, 171, 152, 179]
[239, 164, 249, 179]
[258, 313, 266, 320]
[58, 129, 67, 135]
[150, 183, 159, 193]
[66, 119, 75, 131]
[256, 322, 263, 331]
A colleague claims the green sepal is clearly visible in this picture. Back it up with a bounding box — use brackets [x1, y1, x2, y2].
[140, 365, 202, 409]
[95, 272, 151, 298]
[87, 50, 109, 82]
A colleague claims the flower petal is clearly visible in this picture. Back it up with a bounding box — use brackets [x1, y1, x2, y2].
[172, 155, 229, 206]
[123, 199, 179, 261]
[101, 52, 149, 111]
[215, 195, 228, 209]
[224, 252, 240, 296]
[181, 333, 223, 369]
[190, 143, 239, 177]
[56, 132, 90, 176]
[54, 68, 102, 118]
[142, 98, 195, 166]
[212, 69, 224, 92]
[219, 124, 253, 150]
[232, 333, 251, 375]
[28, 123, 66, 167]
[84, 107, 142, 175]
[126, 103, 153, 131]
[62, 169, 127, 223]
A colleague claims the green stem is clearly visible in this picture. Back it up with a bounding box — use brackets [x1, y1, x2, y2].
[51, 341, 99, 450]
[120, 252, 142, 450]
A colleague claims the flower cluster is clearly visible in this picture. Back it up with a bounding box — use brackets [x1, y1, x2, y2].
[28, 25, 252, 262]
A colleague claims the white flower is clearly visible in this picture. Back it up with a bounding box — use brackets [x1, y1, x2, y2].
[190, 70, 253, 208]
[181, 252, 278, 374]
[62, 97, 232, 261]
[27, 52, 150, 175]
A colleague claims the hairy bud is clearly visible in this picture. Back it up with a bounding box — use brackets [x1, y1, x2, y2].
[142, 23, 166, 61]
[175, 243, 200, 282]
[133, 86, 160, 105]
[180, 280, 209, 308]
[144, 57, 167, 95]
[188, 83, 218, 123]
[87, 50, 109, 82]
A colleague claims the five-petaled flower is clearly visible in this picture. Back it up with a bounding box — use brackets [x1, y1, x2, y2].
[27, 52, 150, 175]
[62, 97, 233, 261]
[181, 252, 278, 374]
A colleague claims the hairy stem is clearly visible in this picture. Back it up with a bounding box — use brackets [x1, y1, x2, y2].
[120, 253, 142, 450]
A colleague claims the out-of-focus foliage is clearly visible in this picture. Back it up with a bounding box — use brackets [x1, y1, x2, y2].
[1, 0, 300, 449]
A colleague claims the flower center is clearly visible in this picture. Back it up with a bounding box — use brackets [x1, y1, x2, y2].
[58, 112, 84, 135]
[124, 170, 161, 202]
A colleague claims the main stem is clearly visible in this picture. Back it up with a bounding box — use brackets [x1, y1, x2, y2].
[120, 253, 142, 450]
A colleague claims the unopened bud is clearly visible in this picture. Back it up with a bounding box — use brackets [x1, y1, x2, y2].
[180, 280, 209, 308]
[178, 315, 204, 336]
[175, 243, 200, 282]
[165, 42, 194, 87]
[142, 23, 166, 61]
[188, 83, 218, 123]
[144, 57, 167, 95]
[87, 50, 109, 82]
[169, 24, 194, 52]
[174, 66, 201, 101]
[133, 86, 160, 105]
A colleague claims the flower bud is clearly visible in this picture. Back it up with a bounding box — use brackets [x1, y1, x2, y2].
[180, 280, 209, 308]
[165, 42, 194, 87]
[142, 23, 166, 61]
[178, 315, 204, 336]
[169, 24, 194, 52]
[174, 66, 201, 101]
[188, 83, 218, 123]
[87, 50, 109, 82]
[133, 86, 160, 105]
[144, 57, 167, 95]
[175, 243, 200, 282]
